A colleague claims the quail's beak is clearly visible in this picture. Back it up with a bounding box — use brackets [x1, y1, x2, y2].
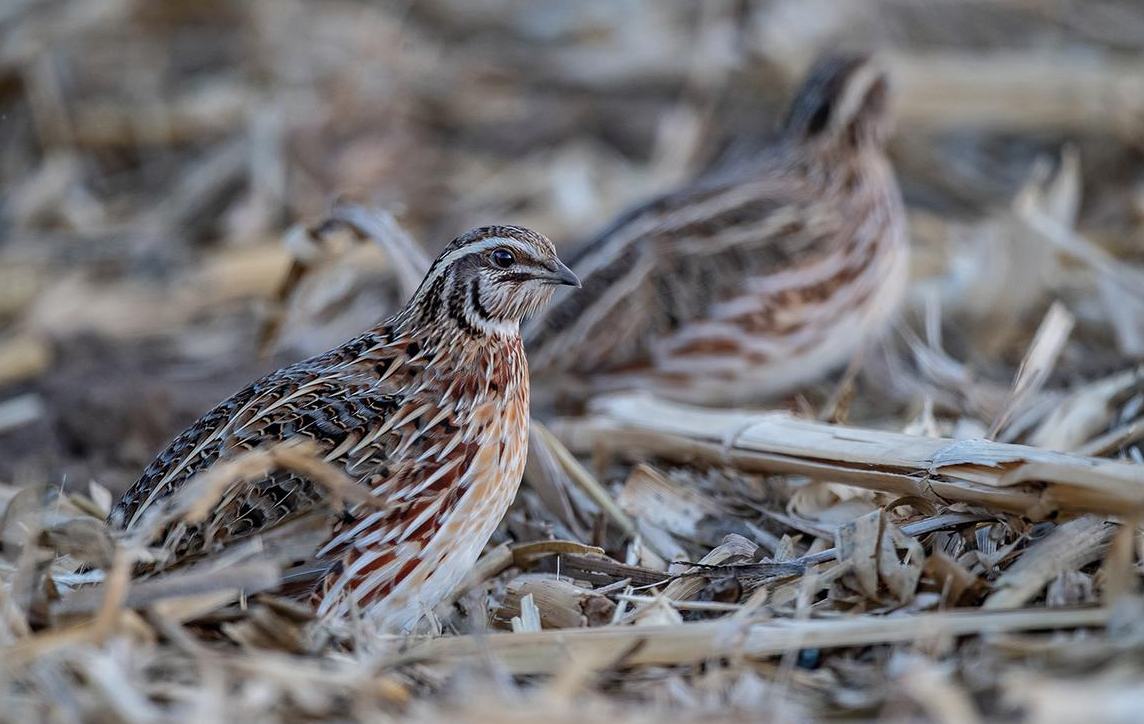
[541, 259, 581, 288]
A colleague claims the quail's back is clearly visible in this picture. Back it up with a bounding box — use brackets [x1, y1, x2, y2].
[112, 225, 579, 633]
[525, 54, 908, 405]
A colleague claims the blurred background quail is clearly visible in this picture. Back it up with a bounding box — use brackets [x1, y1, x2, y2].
[524, 53, 907, 406]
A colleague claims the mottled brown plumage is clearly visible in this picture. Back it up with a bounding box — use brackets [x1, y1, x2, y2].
[112, 225, 578, 632]
[525, 54, 909, 404]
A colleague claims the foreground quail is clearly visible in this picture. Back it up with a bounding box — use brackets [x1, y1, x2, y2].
[111, 226, 579, 632]
[525, 54, 908, 405]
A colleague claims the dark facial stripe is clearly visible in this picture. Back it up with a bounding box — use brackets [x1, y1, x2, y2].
[496, 270, 544, 284]
[469, 277, 494, 320]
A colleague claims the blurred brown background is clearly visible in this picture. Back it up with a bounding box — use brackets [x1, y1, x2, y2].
[1, 0, 1143, 494]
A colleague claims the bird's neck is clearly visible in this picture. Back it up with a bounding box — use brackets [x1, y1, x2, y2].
[372, 299, 523, 381]
[392, 303, 520, 343]
[367, 311, 527, 404]
[392, 274, 522, 342]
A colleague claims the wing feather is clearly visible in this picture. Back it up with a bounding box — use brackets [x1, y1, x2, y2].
[111, 331, 473, 573]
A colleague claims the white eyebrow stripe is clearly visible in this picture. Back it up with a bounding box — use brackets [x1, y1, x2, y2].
[414, 237, 548, 293]
[437, 237, 542, 267]
[411, 234, 553, 308]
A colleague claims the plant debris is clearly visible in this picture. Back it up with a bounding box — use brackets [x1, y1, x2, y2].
[4, 1, 1144, 722]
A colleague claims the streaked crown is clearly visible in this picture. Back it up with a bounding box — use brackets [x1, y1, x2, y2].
[783, 53, 891, 149]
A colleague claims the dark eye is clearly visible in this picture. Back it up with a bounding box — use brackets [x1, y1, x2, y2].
[491, 249, 514, 268]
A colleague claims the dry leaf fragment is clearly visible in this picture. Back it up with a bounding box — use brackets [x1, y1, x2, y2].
[496, 574, 616, 630]
[925, 549, 984, 606]
[835, 510, 925, 605]
[984, 516, 1113, 610]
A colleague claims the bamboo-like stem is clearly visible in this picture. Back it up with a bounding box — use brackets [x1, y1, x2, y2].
[402, 606, 1111, 675]
[552, 393, 1144, 519]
